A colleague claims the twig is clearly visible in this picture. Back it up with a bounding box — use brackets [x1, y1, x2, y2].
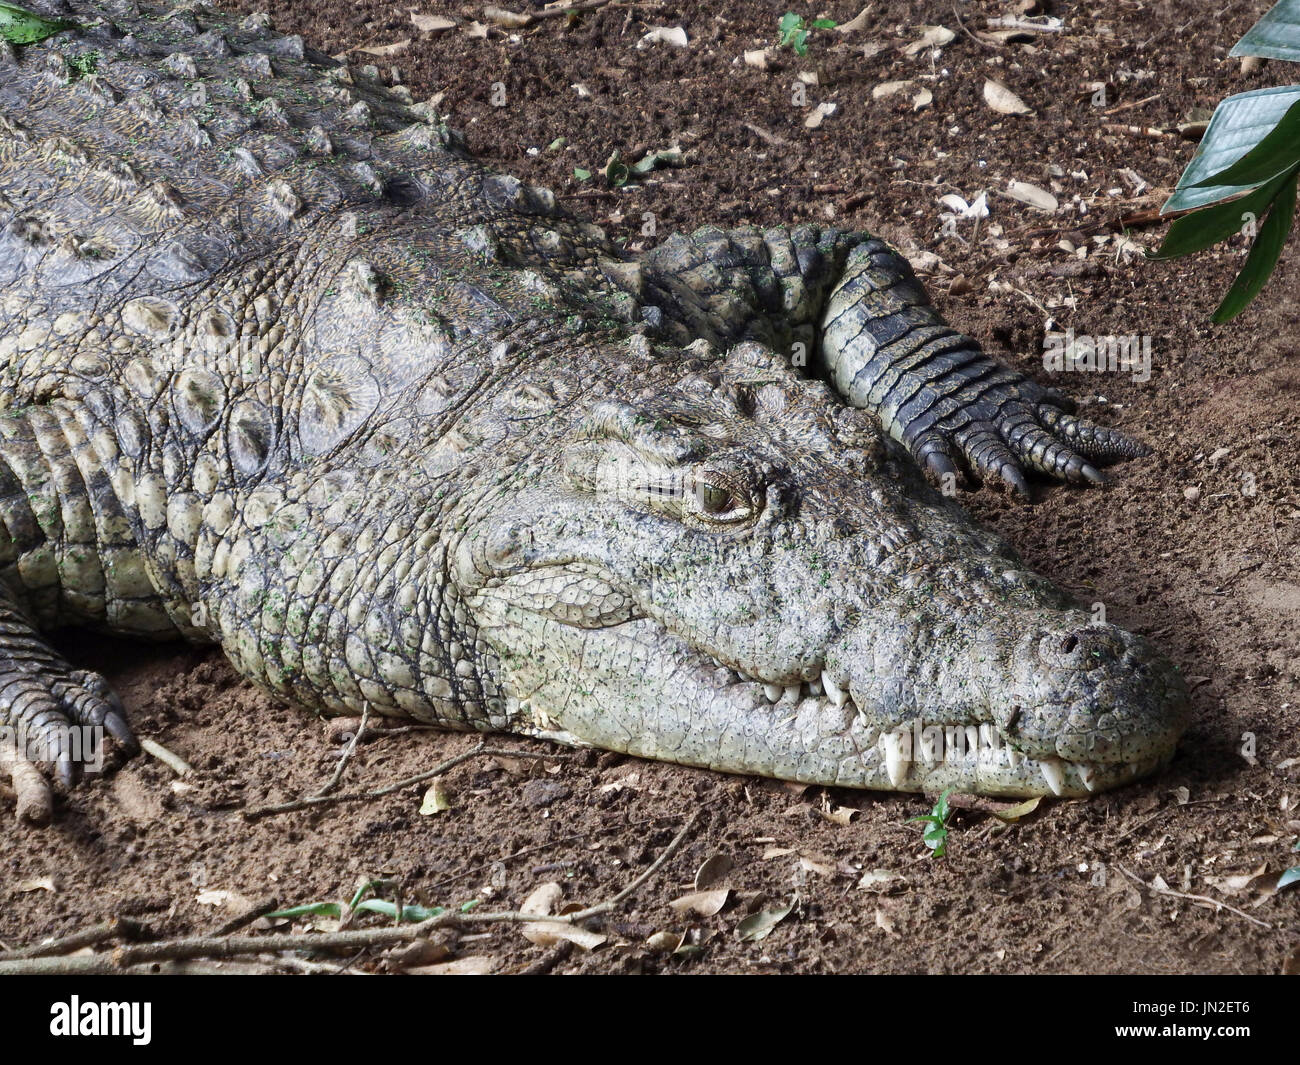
[211, 897, 281, 937]
[530, 0, 617, 21]
[140, 737, 192, 776]
[743, 122, 789, 147]
[243, 741, 568, 821]
[1103, 92, 1163, 116]
[951, 2, 999, 49]
[0, 918, 141, 960]
[0, 810, 701, 973]
[316, 704, 370, 798]
[1117, 864, 1272, 929]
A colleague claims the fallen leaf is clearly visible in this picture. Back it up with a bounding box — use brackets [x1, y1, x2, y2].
[743, 48, 770, 69]
[903, 24, 955, 56]
[407, 954, 498, 974]
[1004, 179, 1058, 212]
[196, 889, 251, 909]
[638, 25, 688, 49]
[857, 868, 904, 890]
[483, 6, 531, 28]
[762, 846, 797, 860]
[419, 782, 451, 816]
[410, 13, 455, 33]
[16, 876, 55, 893]
[804, 102, 837, 129]
[357, 38, 411, 58]
[464, 21, 489, 39]
[988, 796, 1041, 822]
[645, 930, 685, 953]
[736, 899, 794, 941]
[819, 803, 858, 826]
[872, 79, 931, 111]
[695, 854, 734, 890]
[984, 79, 1033, 115]
[520, 881, 563, 917]
[1204, 865, 1277, 896]
[669, 888, 730, 917]
[873, 906, 897, 935]
[799, 856, 835, 877]
[835, 6, 873, 33]
[911, 86, 933, 111]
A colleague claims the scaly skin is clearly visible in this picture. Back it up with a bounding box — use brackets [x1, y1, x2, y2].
[0, 1, 1187, 822]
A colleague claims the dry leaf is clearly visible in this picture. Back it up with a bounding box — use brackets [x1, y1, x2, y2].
[195, 889, 251, 909]
[410, 13, 456, 33]
[669, 888, 730, 917]
[1204, 865, 1277, 896]
[873, 906, 897, 934]
[407, 954, 498, 974]
[857, 868, 904, 890]
[799, 856, 835, 877]
[483, 6, 531, 28]
[419, 782, 451, 815]
[835, 6, 873, 33]
[903, 25, 955, 56]
[743, 49, 770, 69]
[523, 923, 608, 950]
[984, 79, 1033, 115]
[911, 87, 933, 111]
[988, 796, 1042, 822]
[520, 881, 563, 916]
[645, 930, 685, 953]
[695, 854, 734, 890]
[16, 876, 55, 893]
[358, 38, 411, 58]
[819, 803, 858, 826]
[804, 102, 837, 129]
[762, 846, 797, 860]
[465, 21, 490, 39]
[1005, 180, 1058, 212]
[638, 26, 689, 49]
[736, 899, 793, 941]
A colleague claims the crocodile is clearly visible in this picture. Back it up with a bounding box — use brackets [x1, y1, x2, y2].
[0, 0, 1187, 823]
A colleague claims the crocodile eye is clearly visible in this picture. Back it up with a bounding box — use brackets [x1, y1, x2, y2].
[700, 483, 732, 513]
[689, 469, 755, 525]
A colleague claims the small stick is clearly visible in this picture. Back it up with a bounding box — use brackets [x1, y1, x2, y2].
[140, 737, 192, 776]
[1103, 92, 1163, 116]
[0, 743, 52, 825]
[1117, 864, 1272, 930]
[0, 918, 139, 960]
[243, 742, 568, 820]
[315, 704, 370, 798]
[211, 897, 281, 937]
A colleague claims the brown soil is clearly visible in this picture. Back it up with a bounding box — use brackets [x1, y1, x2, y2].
[3, 0, 1298, 975]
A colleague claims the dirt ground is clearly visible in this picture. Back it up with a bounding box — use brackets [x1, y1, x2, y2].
[2, 0, 1298, 975]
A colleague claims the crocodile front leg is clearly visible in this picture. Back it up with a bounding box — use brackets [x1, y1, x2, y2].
[819, 239, 1147, 497]
[636, 224, 1146, 496]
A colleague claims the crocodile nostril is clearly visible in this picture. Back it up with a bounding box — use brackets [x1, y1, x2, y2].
[1061, 635, 1079, 654]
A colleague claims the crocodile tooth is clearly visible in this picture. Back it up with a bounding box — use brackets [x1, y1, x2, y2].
[1040, 758, 1065, 797]
[763, 683, 783, 703]
[783, 684, 800, 702]
[882, 732, 908, 787]
[978, 723, 996, 749]
[1078, 765, 1097, 792]
[1006, 747, 1023, 768]
[920, 728, 942, 765]
[822, 671, 847, 707]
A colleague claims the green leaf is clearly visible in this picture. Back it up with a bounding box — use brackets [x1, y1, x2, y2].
[1231, 0, 1300, 61]
[547, 136, 567, 151]
[573, 167, 591, 181]
[1278, 866, 1300, 890]
[265, 901, 343, 919]
[1190, 98, 1300, 190]
[793, 28, 810, 55]
[1212, 169, 1298, 321]
[778, 12, 802, 41]
[353, 899, 445, 922]
[1164, 87, 1300, 213]
[1150, 168, 1296, 260]
[0, 2, 72, 45]
[810, 18, 838, 29]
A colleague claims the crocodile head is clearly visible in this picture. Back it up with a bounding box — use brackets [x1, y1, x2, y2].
[456, 342, 1188, 797]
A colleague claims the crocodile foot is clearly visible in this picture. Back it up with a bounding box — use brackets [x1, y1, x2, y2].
[0, 662, 136, 825]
